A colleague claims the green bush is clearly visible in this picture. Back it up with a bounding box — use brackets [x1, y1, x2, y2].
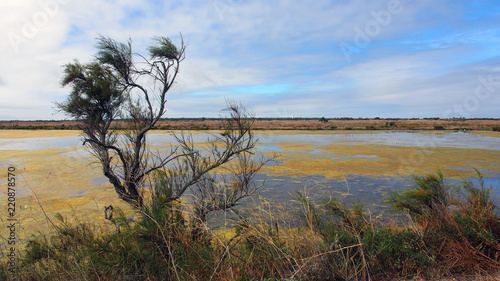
[434, 125, 445, 130]
[7, 170, 500, 280]
[387, 170, 500, 274]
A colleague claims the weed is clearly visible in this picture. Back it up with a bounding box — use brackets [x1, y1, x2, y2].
[4, 170, 500, 280]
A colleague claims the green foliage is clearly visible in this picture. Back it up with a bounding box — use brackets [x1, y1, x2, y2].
[387, 170, 500, 273]
[434, 125, 445, 130]
[95, 35, 133, 80]
[57, 34, 188, 208]
[9, 170, 500, 280]
[23, 235, 51, 262]
[460, 169, 494, 214]
[235, 219, 294, 279]
[17, 209, 214, 280]
[295, 192, 372, 280]
[58, 61, 126, 124]
[148, 37, 180, 60]
[365, 228, 432, 278]
[386, 171, 452, 221]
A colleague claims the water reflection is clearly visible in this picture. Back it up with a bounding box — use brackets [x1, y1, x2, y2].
[2, 131, 500, 150]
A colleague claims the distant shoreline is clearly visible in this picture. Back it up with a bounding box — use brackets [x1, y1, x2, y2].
[1, 118, 499, 131]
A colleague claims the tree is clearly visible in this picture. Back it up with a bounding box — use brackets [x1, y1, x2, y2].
[57, 35, 268, 216]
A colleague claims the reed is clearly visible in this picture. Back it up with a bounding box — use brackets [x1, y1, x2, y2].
[2, 170, 500, 280]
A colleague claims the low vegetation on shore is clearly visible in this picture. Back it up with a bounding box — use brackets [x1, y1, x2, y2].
[2, 170, 500, 280]
[1, 118, 500, 131]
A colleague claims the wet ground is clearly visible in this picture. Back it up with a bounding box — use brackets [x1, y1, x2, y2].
[1, 130, 499, 244]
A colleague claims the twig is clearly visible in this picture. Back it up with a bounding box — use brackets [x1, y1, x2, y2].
[289, 243, 363, 279]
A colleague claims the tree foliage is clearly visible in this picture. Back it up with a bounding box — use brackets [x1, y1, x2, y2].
[57, 35, 268, 222]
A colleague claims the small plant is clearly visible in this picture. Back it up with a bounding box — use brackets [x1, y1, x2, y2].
[387, 171, 451, 223]
[434, 125, 445, 130]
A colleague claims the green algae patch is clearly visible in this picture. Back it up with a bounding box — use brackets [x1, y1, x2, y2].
[261, 142, 500, 179]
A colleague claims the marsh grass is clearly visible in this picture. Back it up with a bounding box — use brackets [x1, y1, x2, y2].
[3, 170, 500, 280]
[2, 118, 500, 131]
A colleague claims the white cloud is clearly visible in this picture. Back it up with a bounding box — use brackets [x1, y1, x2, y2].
[0, 0, 499, 119]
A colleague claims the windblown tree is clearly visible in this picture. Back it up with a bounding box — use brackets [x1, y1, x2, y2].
[57, 35, 268, 215]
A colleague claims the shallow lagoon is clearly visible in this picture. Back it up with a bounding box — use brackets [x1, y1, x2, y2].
[2, 130, 500, 150]
[1, 130, 500, 241]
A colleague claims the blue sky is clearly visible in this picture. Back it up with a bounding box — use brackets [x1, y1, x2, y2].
[1, 0, 500, 119]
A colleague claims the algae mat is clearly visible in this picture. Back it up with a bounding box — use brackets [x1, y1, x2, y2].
[1, 130, 499, 249]
[261, 142, 500, 179]
[0, 145, 136, 249]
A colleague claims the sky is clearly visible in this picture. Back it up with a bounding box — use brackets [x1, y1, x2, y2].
[1, 0, 500, 120]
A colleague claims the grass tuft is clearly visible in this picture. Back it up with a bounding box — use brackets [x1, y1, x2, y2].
[3, 170, 500, 280]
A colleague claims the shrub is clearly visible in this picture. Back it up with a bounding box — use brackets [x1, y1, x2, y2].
[434, 125, 445, 130]
[8, 170, 500, 280]
[387, 170, 500, 274]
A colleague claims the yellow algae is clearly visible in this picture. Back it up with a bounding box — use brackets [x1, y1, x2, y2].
[2, 129, 499, 245]
[1, 146, 135, 244]
[0, 129, 218, 140]
[262, 143, 500, 180]
[211, 227, 238, 242]
[0, 130, 81, 139]
[472, 130, 500, 138]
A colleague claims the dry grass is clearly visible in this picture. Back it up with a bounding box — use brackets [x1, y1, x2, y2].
[2, 118, 500, 131]
[2, 125, 500, 280]
[4, 172, 500, 280]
